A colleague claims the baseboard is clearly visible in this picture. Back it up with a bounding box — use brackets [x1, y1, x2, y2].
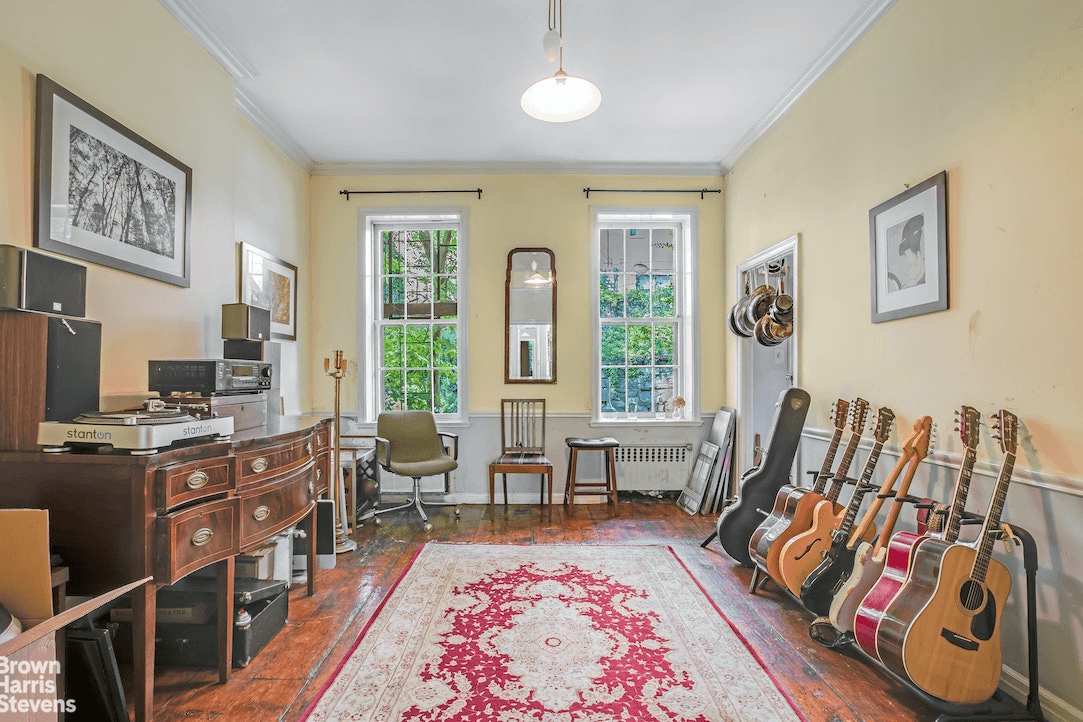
[1000, 664, 1081, 722]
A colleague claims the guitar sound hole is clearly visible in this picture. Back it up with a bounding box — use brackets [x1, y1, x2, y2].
[958, 580, 987, 612]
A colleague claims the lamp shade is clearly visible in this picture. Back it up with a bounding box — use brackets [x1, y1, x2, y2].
[521, 69, 601, 122]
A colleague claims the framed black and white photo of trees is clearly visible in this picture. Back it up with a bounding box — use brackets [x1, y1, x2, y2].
[34, 75, 192, 287]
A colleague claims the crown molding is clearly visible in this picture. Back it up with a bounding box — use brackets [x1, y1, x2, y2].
[721, 0, 898, 170]
[158, 0, 256, 81]
[311, 160, 724, 177]
[234, 88, 313, 170]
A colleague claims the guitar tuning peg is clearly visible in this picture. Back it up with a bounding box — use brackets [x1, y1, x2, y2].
[953, 409, 960, 417]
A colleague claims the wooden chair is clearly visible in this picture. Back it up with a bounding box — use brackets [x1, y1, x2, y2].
[489, 399, 553, 506]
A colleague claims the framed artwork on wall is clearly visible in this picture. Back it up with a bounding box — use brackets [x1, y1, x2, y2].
[869, 170, 948, 323]
[239, 242, 297, 341]
[34, 75, 192, 287]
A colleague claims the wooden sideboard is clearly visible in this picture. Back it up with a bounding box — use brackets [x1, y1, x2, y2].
[0, 414, 332, 722]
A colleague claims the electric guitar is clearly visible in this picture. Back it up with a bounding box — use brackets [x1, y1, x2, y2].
[827, 417, 932, 634]
[748, 399, 850, 584]
[715, 387, 811, 567]
[855, 407, 980, 661]
[778, 398, 871, 596]
[878, 410, 1017, 704]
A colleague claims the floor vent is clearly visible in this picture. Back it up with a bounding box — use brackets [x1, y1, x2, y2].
[613, 444, 692, 464]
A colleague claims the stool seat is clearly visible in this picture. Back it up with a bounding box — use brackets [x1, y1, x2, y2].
[565, 437, 620, 450]
[563, 437, 620, 513]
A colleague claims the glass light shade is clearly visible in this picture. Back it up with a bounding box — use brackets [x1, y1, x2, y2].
[521, 69, 601, 122]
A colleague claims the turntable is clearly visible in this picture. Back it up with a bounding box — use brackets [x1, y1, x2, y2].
[37, 400, 234, 454]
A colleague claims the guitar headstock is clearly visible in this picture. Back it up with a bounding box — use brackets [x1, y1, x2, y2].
[831, 399, 851, 430]
[954, 405, 981, 450]
[913, 416, 934, 460]
[871, 407, 895, 443]
[849, 398, 870, 434]
[991, 409, 1019, 455]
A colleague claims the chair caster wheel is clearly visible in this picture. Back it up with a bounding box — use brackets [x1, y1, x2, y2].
[373, 518, 381, 526]
[424, 523, 433, 532]
[454, 507, 461, 517]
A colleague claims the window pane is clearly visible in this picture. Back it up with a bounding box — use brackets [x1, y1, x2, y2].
[433, 370, 458, 414]
[433, 230, 457, 274]
[627, 368, 652, 413]
[406, 276, 432, 318]
[653, 229, 675, 271]
[405, 370, 431, 410]
[383, 370, 404, 411]
[654, 367, 674, 411]
[433, 325, 457, 367]
[404, 325, 432, 368]
[382, 326, 404, 368]
[627, 229, 649, 273]
[652, 275, 674, 317]
[406, 232, 431, 274]
[383, 277, 404, 319]
[601, 368, 626, 413]
[434, 276, 457, 318]
[600, 325, 626, 366]
[382, 231, 405, 274]
[600, 229, 624, 272]
[654, 324, 674, 365]
[600, 274, 623, 318]
[626, 274, 650, 318]
[627, 325, 651, 365]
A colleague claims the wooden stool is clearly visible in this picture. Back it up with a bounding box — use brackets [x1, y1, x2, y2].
[563, 437, 619, 513]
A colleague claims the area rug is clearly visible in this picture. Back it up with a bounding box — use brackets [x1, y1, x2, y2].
[303, 543, 806, 722]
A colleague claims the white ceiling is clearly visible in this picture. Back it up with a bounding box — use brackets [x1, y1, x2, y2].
[160, 0, 896, 175]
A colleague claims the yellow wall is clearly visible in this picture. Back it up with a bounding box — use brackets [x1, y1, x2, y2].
[726, 0, 1083, 478]
[308, 173, 725, 416]
[725, 1, 1083, 715]
[0, 0, 310, 409]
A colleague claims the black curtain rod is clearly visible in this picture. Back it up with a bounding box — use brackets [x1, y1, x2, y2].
[583, 187, 721, 199]
[340, 188, 482, 200]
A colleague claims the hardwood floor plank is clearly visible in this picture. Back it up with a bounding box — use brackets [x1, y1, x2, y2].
[131, 500, 983, 721]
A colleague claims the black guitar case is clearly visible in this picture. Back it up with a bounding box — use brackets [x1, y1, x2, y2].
[708, 386, 811, 566]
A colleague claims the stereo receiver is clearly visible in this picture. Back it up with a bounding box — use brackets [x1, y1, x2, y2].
[149, 359, 272, 396]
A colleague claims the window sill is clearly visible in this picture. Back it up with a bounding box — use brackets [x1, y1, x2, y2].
[589, 417, 704, 428]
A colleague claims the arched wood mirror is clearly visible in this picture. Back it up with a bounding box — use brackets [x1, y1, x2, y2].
[505, 248, 556, 383]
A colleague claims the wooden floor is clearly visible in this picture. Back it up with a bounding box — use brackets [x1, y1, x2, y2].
[138, 498, 961, 721]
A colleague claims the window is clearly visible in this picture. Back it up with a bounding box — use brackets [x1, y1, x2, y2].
[359, 211, 466, 422]
[593, 210, 697, 421]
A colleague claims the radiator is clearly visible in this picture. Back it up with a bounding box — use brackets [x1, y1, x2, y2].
[613, 444, 693, 490]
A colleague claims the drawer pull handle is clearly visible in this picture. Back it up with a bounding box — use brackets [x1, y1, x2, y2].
[307, 442, 313, 455]
[308, 481, 315, 496]
[186, 471, 209, 490]
[253, 505, 271, 522]
[191, 528, 214, 547]
[316, 468, 322, 481]
[251, 457, 268, 473]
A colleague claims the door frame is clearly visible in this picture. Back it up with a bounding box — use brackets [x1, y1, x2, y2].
[735, 234, 800, 475]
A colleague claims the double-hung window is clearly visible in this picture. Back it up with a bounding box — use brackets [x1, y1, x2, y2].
[360, 210, 466, 422]
[593, 209, 697, 421]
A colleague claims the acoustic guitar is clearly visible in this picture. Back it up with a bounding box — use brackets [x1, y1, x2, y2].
[854, 408, 978, 660]
[748, 399, 850, 584]
[777, 398, 870, 596]
[799, 407, 894, 615]
[714, 387, 811, 567]
[827, 417, 932, 634]
[877, 410, 1017, 704]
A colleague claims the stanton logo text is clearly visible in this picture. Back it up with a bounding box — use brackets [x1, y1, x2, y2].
[65, 428, 111, 441]
[183, 424, 216, 437]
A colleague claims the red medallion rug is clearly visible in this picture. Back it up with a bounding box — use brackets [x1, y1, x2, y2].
[303, 543, 806, 722]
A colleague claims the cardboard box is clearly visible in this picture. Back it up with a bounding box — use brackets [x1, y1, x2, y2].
[0, 510, 149, 722]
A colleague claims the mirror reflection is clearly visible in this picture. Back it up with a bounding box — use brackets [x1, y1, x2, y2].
[506, 248, 556, 383]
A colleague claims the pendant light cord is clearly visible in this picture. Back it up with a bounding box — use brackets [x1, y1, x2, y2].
[548, 0, 564, 70]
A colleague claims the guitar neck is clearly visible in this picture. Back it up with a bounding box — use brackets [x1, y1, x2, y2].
[871, 451, 924, 553]
[837, 438, 887, 536]
[814, 427, 845, 495]
[972, 451, 1016, 583]
[826, 429, 863, 504]
[849, 448, 913, 547]
[943, 446, 978, 542]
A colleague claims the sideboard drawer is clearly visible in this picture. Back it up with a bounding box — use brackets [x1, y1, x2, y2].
[236, 434, 314, 486]
[157, 455, 236, 512]
[239, 462, 317, 549]
[156, 497, 240, 585]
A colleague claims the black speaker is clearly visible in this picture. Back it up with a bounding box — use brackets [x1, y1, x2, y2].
[0, 244, 87, 317]
[222, 303, 271, 341]
[315, 499, 336, 556]
[223, 339, 265, 360]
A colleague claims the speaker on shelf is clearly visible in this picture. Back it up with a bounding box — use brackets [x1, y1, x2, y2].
[222, 303, 271, 341]
[0, 244, 87, 317]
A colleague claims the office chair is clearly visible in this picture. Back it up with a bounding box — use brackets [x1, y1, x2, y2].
[371, 410, 460, 532]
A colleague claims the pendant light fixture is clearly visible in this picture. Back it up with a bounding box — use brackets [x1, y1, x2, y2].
[521, 0, 601, 122]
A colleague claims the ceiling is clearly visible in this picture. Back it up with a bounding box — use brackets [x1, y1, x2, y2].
[160, 0, 896, 175]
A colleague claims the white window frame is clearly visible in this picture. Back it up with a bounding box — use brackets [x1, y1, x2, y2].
[591, 207, 699, 424]
[357, 208, 468, 424]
